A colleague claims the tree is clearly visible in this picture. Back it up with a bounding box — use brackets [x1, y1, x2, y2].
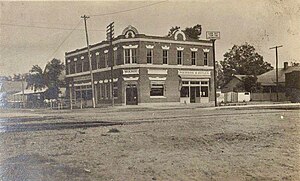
[167, 24, 202, 39]
[221, 43, 273, 84]
[216, 61, 225, 88]
[26, 58, 65, 99]
[27, 65, 46, 91]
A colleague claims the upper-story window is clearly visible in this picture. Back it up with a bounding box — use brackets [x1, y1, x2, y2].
[204, 52, 208, 66]
[123, 45, 138, 64]
[147, 49, 153, 64]
[163, 50, 168, 64]
[104, 52, 108, 67]
[96, 52, 100, 69]
[191, 51, 196, 65]
[177, 51, 183, 65]
[203, 49, 210, 66]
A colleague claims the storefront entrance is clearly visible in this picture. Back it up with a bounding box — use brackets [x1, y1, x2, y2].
[126, 84, 138, 105]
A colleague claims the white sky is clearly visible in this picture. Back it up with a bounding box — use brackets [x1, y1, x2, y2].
[1, 0, 300, 76]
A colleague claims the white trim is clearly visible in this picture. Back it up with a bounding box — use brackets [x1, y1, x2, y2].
[148, 69, 168, 75]
[65, 38, 212, 58]
[74, 82, 91, 86]
[81, 56, 84, 59]
[149, 77, 167, 81]
[94, 81, 98, 84]
[150, 96, 166, 99]
[174, 30, 186, 41]
[146, 45, 154, 49]
[65, 64, 213, 78]
[67, 59, 71, 63]
[123, 77, 139, 81]
[113, 47, 118, 51]
[104, 79, 109, 83]
[99, 80, 103, 83]
[104, 50, 108, 53]
[122, 45, 138, 49]
[190, 48, 198, 52]
[161, 45, 170, 50]
[113, 78, 118, 82]
[95, 52, 100, 56]
[203, 48, 210, 53]
[177, 47, 184, 51]
[74, 58, 77, 61]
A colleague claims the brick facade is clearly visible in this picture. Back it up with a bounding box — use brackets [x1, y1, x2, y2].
[65, 25, 215, 107]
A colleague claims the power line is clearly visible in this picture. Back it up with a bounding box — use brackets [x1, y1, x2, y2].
[46, 20, 82, 61]
[89, 1, 167, 17]
[0, 23, 105, 32]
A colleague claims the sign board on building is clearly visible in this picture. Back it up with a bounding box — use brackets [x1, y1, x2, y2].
[73, 75, 91, 82]
[123, 69, 139, 75]
[206, 31, 220, 40]
[178, 70, 211, 76]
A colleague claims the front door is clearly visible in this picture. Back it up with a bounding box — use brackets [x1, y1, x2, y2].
[190, 87, 196, 103]
[126, 85, 138, 105]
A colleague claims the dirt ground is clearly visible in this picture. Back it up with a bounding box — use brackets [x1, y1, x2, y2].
[0, 106, 299, 181]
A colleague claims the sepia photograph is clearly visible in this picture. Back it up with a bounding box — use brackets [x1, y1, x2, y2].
[0, 0, 300, 180]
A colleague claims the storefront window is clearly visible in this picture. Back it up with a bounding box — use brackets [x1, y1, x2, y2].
[180, 86, 189, 97]
[150, 84, 164, 97]
[201, 86, 208, 97]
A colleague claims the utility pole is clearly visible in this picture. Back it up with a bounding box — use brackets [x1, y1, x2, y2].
[206, 31, 220, 107]
[81, 15, 96, 108]
[212, 39, 217, 107]
[107, 22, 114, 107]
[270, 45, 283, 102]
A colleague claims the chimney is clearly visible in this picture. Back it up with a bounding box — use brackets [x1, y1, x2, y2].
[284, 62, 288, 70]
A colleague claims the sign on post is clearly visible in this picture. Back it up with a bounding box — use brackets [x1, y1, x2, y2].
[206, 31, 220, 40]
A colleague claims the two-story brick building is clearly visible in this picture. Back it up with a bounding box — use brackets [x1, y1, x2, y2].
[65, 25, 215, 107]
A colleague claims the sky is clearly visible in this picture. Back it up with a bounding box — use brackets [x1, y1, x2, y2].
[1, 0, 300, 76]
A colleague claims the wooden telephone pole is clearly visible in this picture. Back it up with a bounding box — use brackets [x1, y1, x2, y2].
[81, 15, 96, 108]
[270, 45, 283, 102]
[107, 22, 115, 107]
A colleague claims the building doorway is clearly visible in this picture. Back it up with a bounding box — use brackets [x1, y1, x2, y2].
[126, 84, 138, 105]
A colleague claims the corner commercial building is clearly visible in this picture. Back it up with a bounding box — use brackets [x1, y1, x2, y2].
[65, 26, 215, 107]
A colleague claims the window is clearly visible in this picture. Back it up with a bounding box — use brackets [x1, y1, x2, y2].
[114, 51, 117, 65]
[204, 52, 208, 66]
[163, 50, 168, 64]
[147, 49, 153, 64]
[104, 53, 108, 67]
[132, 49, 137, 63]
[201, 86, 208, 97]
[96, 55, 100, 69]
[177, 51, 183, 65]
[67, 63, 71, 75]
[124, 48, 137, 64]
[191, 51, 196, 65]
[77, 61, 82, 73]
[124, 49, 130, 64]
[113, 82, 118, 98]
[180, 87, 189, 97]
[150, 83, 164, 97]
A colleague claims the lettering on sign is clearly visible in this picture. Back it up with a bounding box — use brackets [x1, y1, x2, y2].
[123, 69, 139, 75]
[206, 31, 220, 40]
[73, 75, 91, 82]
[178, 70, 211, 76]
[148, 69, 168, 75]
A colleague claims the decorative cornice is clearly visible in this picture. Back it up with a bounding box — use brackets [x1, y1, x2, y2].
[190, 48, 198, 52]
[146, 45, 154, 49]
[161, 45, 170, 50]
[203, 48, 210, 53]
[177, 47, 184, 51]
[122, 45, 138, 49]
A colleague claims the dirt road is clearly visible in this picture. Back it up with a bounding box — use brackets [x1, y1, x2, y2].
[0, 107, 299, 180]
